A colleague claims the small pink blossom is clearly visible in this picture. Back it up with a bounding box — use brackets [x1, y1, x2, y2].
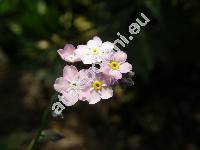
[84, 72, 113, 104]
[57, 44, 80, 63]
[54, 65, 90, 106]
[100, 50, 132, 79]
[75, 36, 114, 64]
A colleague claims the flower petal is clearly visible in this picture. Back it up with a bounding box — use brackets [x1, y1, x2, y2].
[100, 42, 114, 51]
[75, 45, 88, 56]
[120, 62, 132, 73]
[93, 36, 102, 44]
[61, 92, 78, 106]
[100, 62, 110, 75]
[87, 36, 102, 49]
[65, 54, 81, 63]
[63, 65, 79, 81]
[54, 77, 69, 92]
[93, 55, 103, 63]
[57, 44, 75, 61]
[78, 89, 89, 101]
[100, 87, 113, 99]
[63, 44, 75, 51]
[113, 50, 127, 63]
[109, 70, 122, 79]
[78, 69, 93, 88]
[87, 90, 101, 104]
[82, 55, 95, 64]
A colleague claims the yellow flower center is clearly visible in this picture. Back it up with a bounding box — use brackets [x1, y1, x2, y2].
[92, 48, 99, 55]
[109, 61, 120, 70]
[92, 80, 103, 90]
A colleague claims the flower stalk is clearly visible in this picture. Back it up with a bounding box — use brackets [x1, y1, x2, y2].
[27, 94, 56, 150]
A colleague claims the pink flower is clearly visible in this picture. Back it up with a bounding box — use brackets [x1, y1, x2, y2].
[84, 73, 113, 104]
[57, 44, 80, 63]
[75, 36, 115, 64]
[100, 50, 132, 79]
[54, 65, 90, 106]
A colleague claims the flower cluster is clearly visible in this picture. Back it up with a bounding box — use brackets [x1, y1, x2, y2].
[54, 36, 133, 106]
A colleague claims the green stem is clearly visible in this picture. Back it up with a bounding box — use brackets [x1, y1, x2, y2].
[27, 95, 56, 150]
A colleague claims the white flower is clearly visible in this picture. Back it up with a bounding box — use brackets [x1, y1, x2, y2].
[75, 36, 115, 64]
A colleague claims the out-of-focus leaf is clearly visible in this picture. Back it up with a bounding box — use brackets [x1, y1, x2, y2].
[59, 11, 73, 29]
[74, 16, 94, 31]
[122, 77, 134, 86]
[39, 130, 64, 143]
[9, 22, 22, 35]
[127, 71, 135, 78]
[37, 1, 47, 15]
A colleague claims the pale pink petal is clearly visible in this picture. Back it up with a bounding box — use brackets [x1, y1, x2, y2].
[100, 42, 114, 51]
[93, 36, 102, 44]
[120, 62, 132, 73]
[77, 45, 88, 49]
[87, 90, 101, 104]
[94, 72, 113, 86]
[65, 54, 81, 63]
[100, 87, 113, 99]
[63, 65, 78, 81]
[87, 36, 102, 49]
[75, 45, 88, 56]
[78, 89, 89, 101]
[63, 44, 75, 51]
[54, 77, 69, 92]
[109, 70, 122, 79]
[78, 69, 93, 88]
[102, 74, 116, 85]
[100, 63, 110, 75]
[82, 55, 95, 64]
[73, 57, 81, 62]
[78, 69, 89, 77]
[61, 92, 78, 106]
[93, 55, 102, 63]
[57, 44, 75, 61]
[109, 77, 118, 85]
[113, 50, 127, 63]
[101, 52, 114, 62]
[57, 49, 67, 60]
[99, 42, 114, 62]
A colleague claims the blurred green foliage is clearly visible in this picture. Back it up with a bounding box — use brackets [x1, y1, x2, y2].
[0, 0, 199, 81]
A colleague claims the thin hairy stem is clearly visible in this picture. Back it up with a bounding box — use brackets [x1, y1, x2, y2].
[27, 94, 56, 150]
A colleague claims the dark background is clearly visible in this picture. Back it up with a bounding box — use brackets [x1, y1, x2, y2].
[0, 0, 199, 149]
